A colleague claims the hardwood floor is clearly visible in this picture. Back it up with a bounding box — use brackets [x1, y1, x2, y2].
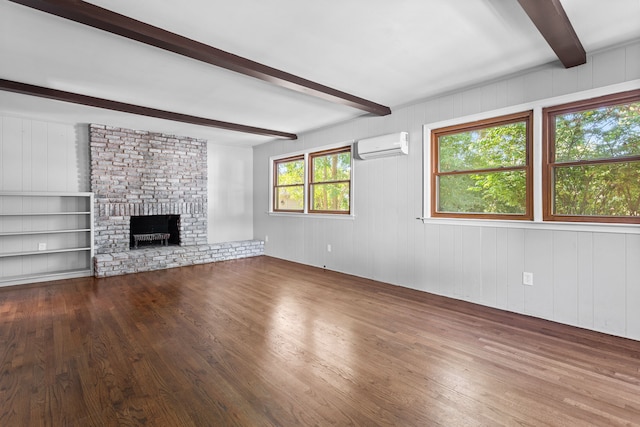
[1, 256, 639, 426]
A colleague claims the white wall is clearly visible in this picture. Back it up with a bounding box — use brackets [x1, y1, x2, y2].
[253, 40, 640, 341]
[207, 143, 253, 243]
[0, 115, 254, 244]
[0, 117, 89, 192]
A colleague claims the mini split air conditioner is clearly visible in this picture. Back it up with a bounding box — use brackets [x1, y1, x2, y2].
[355, 132, 409, 160]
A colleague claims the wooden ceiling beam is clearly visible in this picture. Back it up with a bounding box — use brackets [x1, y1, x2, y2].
[8, 0, 392, 116]
[517, 0, 586, 68]
[0, 79, 298, 140]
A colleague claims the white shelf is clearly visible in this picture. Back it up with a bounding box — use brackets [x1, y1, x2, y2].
[0, 192, 94, 286]
[0, 212, 91, 216]
[0, 268, 92, 287]
[0, 229, 91, 236]
[0, 247, 92, 258]
[0, 191, 93, 197]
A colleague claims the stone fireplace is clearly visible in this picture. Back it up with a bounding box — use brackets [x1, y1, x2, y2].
[90, 124, 263, 277]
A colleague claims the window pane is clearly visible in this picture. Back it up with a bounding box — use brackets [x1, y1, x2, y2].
[438, 121, 527, 172]
[275, 186, 304, 211]
[554, 102, 640, 162]
[310, 183, 350, 212]
[553, 162, 640, 217]
[437, 170, 527, 214]
[312, 152, 351, 182]
[277, 159, 304, 185]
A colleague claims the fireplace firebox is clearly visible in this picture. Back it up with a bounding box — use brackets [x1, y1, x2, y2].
[129, 215, 180, 249]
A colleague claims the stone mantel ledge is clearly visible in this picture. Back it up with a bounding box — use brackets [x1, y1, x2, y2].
[95, 201, 206, 217]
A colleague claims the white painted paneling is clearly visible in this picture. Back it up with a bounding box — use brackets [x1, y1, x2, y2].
[576, 57, 594, 92]
[438, 225, 456, 297]
[552, 231, 579, 326]
[352, 160, 374, 279]
[480, 83, 499, 112]
[395, 151, 413, 287]
[47, 124, 68, 192]
[461, 87, 482, 117]
[329, 219, 354, 275]
[552, 66, 579, 97]
[506, 229, 526, 313]
[421, 223, 439, 294]
[524, 230, 554, 319]
[304, 218, 325, 269]
[523, 69, 554, 102]
[592, 45, 627, 88]
[626, 43, 640, 80]
[494, 80, 509, 110]
[506, 75, 526, 106]
[31, 122, 49, 190]
[273, 215, 305, 264]
[480, 227, 497, 307]
[2, 117, 22, 191]
[1, 116, 85, 193]
[626, 235, 640, 340]
[593, 233, 627, 336]
[462, 226, 482, 301]
[576, 233, 594, 329]
[411, 220, 427, 292]
[453, 226, 465, 298]
[495, 228, 509, 310]
[207, 143, 254, 243]
[20, 121, 33, 191]
[0, 119, 2, 189]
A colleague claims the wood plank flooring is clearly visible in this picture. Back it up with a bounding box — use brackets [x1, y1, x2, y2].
[1, 256, 639, 426]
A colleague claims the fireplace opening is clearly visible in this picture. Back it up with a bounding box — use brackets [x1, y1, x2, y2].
[129, 215, 180, 249]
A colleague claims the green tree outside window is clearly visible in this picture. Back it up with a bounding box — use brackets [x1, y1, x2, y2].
[432, 111, 532, 219]
[310, 149, 351, 213]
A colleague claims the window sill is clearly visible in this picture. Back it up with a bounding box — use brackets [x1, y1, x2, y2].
[417, 217, 639, 234]
[268, 211, 356, 220]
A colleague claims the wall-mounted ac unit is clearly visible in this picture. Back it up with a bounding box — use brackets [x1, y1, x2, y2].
[355, 132, 409, 160]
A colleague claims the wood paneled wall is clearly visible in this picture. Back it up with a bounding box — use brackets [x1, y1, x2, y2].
[0, 118, 88, 192]
[253, 41, 640, 340]
[207, 143, 254, 243]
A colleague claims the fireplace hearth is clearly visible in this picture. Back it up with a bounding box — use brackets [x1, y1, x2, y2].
[130, 215, 180, 249]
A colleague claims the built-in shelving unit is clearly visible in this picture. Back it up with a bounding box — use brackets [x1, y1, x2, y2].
[0, 192, 94, 287]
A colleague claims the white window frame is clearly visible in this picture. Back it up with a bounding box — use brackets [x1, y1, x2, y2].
[269, 141, 356, 219]
[422, 80, 640, 234]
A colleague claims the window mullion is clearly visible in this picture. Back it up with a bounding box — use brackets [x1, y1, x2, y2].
[304, 152, 309, 214]
[551, 155, 640, 168]
[435, 165, 527, 177]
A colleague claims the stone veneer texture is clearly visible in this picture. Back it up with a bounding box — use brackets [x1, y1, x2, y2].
[90, 124, 262, 276]
[94, 240, 265, 277]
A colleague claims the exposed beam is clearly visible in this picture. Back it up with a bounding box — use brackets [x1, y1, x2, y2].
[518, 0, 586, 68]
[8, 0, 392, 116]
[0, 79, 298, 140]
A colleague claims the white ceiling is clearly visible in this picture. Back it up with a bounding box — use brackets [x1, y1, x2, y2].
[1, 0, 639, 146]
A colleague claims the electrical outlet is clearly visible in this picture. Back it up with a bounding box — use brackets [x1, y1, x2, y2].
[523, 272, 533, 286]
[38, 242, 47, 251]
[265, 235, 269, 243]
[327, 244, 332, 252]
